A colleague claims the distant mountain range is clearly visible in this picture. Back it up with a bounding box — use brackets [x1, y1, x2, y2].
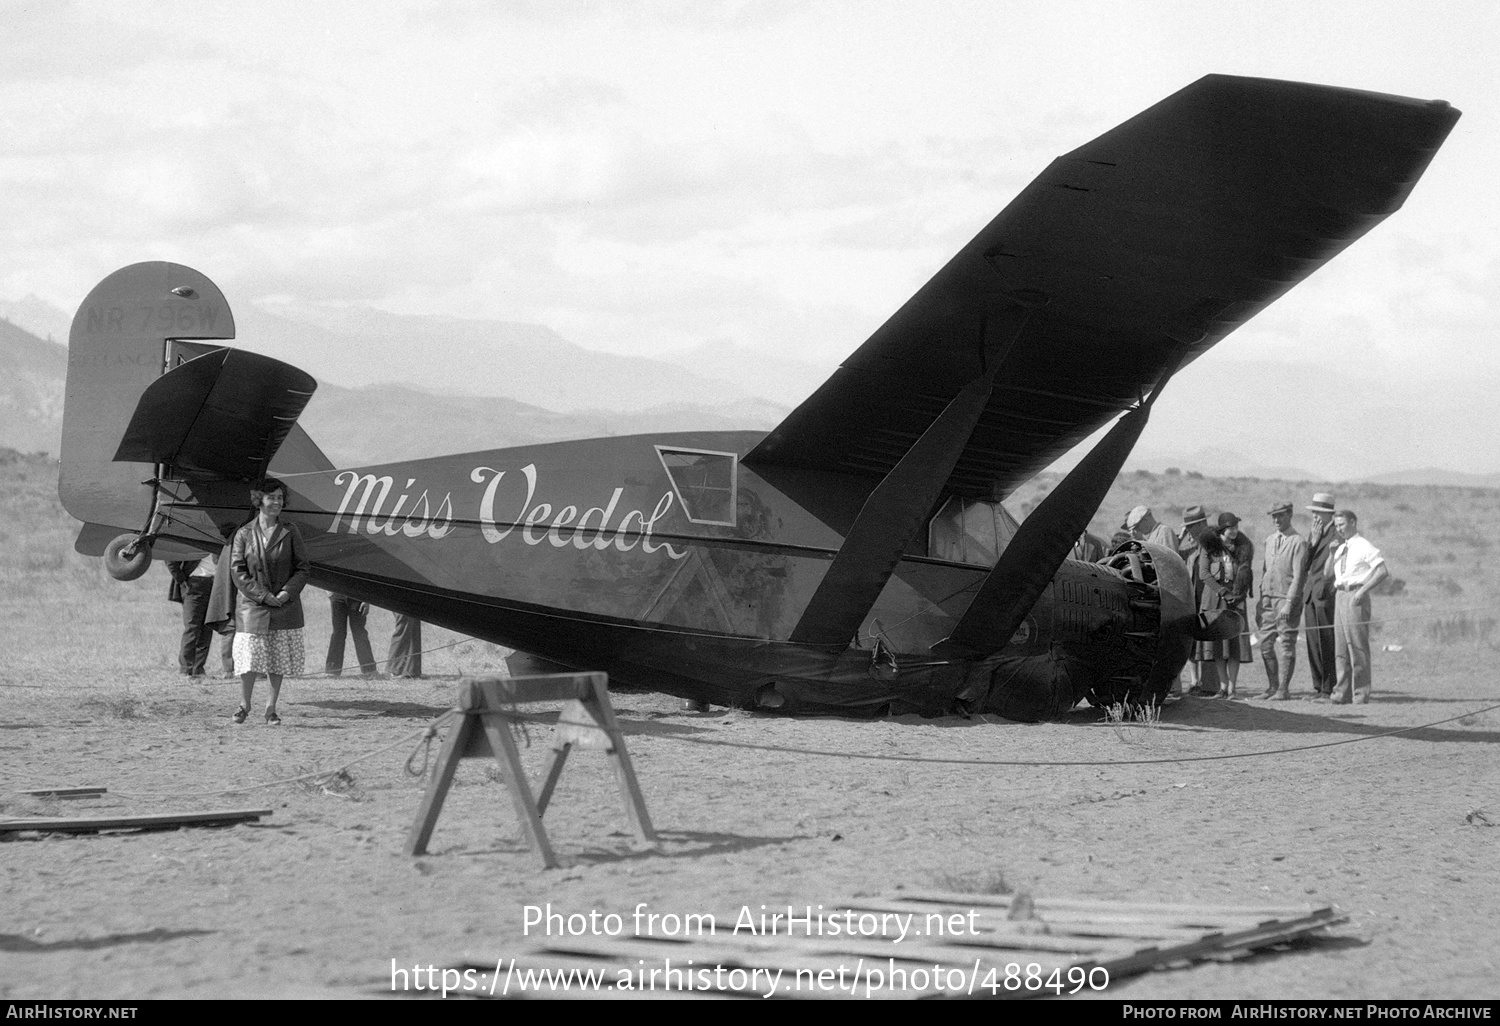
[0, 299, 792, 468]
[300, 383, 783, 467]
[0, 295, 70, 344]
[0, 316, 67, 456]
[4, 290, 1497, 489]
[1359, 467, 1500, 489]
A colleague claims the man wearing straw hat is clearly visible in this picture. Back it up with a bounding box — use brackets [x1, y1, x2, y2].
[1256, 501, 1308, 701]
[1304, 492, 1339, 701]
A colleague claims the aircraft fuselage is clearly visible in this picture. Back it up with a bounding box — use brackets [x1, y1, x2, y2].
[187, 432, 1172, 718]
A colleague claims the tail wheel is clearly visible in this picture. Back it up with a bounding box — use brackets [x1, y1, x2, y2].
[104, 534, 153, 581]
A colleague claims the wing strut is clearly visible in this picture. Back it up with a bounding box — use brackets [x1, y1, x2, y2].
[934, 352, 1184, 659]
[788, 305, 1033, 649]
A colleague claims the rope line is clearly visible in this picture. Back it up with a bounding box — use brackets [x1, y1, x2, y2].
[651, 703, 1500, 767]
[277, 632, 482, 681]
[1, 599, 1494, 692]
[1250, 601, 1499, 637]
[14, 696, 1498, 803]
[477, 700, 1500, 768]
[101, 709, 459, 799]
[0, 634, 487, 689]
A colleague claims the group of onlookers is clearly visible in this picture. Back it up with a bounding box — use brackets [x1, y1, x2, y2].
[1085, 491, 1389, 704]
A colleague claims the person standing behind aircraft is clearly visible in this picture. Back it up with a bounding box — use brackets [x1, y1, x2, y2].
[1303, 493, 1339, 701]
[168, 555, 219, 677]
[326, 593, 378, 677]
[388, 614, 423, 679]
[1194, 530, 1239, 698]
[230, 477, 311, 725]
[1329, 510, 1389, 705]
[1256, 501, 1308, 702]
[1178, 504, 1208, 563]
[1122, 506, 1177, 551]
[1218, 512, 1254, 689]
[1072, 530, 1105, 562]
[1178, 504, 1210, 694]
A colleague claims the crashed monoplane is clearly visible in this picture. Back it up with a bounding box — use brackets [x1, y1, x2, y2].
[59, 75, 1458, 720]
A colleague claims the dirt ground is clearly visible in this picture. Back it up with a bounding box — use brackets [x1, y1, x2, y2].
[2, 638, 1497, 1001]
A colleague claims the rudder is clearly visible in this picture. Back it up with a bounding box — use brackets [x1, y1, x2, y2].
[60, 262, 237, 543]
[60, 263, 332, 574]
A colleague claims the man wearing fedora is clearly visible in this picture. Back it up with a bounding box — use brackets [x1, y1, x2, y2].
[1257, 501, 1309, 700]
[1303, 493, 1339, 700]
[1178, 504, 1209, 692]
[1178, 504, 1208, 560]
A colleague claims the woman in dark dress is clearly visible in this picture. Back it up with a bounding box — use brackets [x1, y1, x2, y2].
[1218, 512, 1255, 684]
[1194, 530, 1241, 698]
[229, 476, 311, 725]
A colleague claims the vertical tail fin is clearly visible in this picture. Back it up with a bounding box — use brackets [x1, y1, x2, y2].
[60, 262, 333, 566]
[60, 262, 236, 539]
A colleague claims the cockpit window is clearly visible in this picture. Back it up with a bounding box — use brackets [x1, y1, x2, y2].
[927, 496, 1018, 566]
[656, 447, 737, 526]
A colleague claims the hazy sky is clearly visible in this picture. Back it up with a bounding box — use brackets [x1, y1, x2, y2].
[2, 1, 1496, 466]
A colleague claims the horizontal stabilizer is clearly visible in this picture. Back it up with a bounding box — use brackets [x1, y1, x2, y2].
[73, 521, 217, 560]
[113, 348, 318, 481]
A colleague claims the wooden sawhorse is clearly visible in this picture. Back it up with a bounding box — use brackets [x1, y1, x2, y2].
[405, 672, 656, 868]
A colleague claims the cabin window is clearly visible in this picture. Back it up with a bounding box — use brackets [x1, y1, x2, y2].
[927, 496, 1018, 567]
[656, 447, 737, 527]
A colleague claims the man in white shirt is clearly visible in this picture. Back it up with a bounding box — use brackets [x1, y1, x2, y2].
[1329, 510, 1389, 705]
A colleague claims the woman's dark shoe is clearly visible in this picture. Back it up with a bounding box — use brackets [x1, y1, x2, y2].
[265, 710, 282, 726]
[232, 705, 249, 724]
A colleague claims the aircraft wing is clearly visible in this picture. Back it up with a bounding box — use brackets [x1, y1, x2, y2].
[744, 75, 1460, 498]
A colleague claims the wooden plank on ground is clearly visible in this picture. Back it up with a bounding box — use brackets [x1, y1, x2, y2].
[839, 898, 1255, 937]
[17, 787, 107, 800]
[0, 808, 272, 833]
[451, 894, 1348, 999]
[898, 890, 1313, 919]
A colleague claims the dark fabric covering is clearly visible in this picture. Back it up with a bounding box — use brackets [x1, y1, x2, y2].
[205, 548, 237, 635]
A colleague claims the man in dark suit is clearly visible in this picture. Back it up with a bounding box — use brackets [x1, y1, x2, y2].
[1304, 492, 1339, 700]
[326, 593, 378, 676]
[388, 614, 423, 678]
[1072, 530, 1105, 562]
[168, 555, 231, 676]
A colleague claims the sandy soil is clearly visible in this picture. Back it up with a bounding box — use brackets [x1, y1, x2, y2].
[2, 642, 1497, 1001]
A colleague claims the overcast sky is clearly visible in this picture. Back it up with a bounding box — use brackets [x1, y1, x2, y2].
[2, 0, 1495, 466]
